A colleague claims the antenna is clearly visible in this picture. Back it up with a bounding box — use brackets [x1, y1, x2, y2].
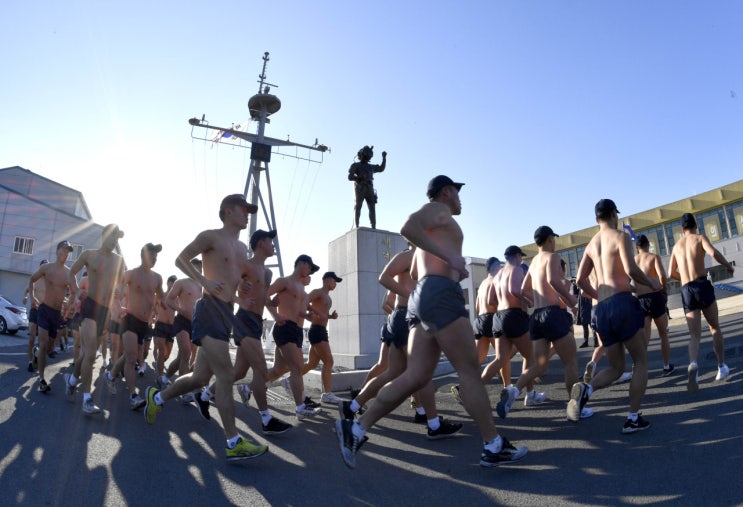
[188, 52, 329, 276]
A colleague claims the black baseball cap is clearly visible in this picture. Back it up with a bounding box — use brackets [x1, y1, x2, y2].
[167, 275, 177, 283]
[636, 234, 650, 247]
[141, 243, 162, 254]
[250, 229, 277, 250]
[40, 259, 49, 265]
[220, 194, 258, 214]
[595, 199, 619, 219]
[295, 254, 320, 274]
[534, 225, 559, 246]
[322, 271, 343, 282]
[486, 257, 502, 271]
[681, 213, 697, 230]
[56, 240, 73, 252]
[504, 245, 526, 258]
[426, 175, 464, 199]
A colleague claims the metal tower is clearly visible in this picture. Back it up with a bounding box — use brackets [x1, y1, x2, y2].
[188, 52, 329, 276]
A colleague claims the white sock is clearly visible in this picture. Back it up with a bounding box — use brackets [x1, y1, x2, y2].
[427, 417, 441, 431]
[83, 393, 91, 403]
[227, 435, 240, 448]
[415, 407, 426, 416]
[484, 435, 503, 453]
[69, 375, 78, 386]
[351, 420, 366, 439]
[628, 412, 638, 422]
[154, 392, 164, 406]
[296, 404, 306, 412]
[349, 400, 361, 412]
[260, 410, 272, 425]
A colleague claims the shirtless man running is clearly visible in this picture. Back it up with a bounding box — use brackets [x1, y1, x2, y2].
[634, 234, 673, 376]
[108, 243, 164, 409]
[336, 175, 527, 469]
[302, 271, 343, 404]
[27, 242, 74, 392]
[574, 199, 660, 432]
[264, 255, 322, 420]
[202, 229, 292, 435]
[668, 212, 734, 391]
[65, 224, 126, 414]
[152, 276, 177, 381]
[500, 231, 582, 421]
[24, 259, 48, 372]
[163, 259, 202, 386]
[144, 194, 268, 462]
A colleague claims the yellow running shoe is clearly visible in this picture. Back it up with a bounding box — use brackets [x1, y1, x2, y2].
[144, 387, 162, 424]
[226, 437, 268, 462]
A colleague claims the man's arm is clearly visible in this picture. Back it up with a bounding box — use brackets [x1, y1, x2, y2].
[165, 281, 181, 312]
[382, 290, 395, 314]
[27, 266, 45, 305]
[374, 152, 387, 173]
[653, 254, 668, 294]
[701, 236, 735, 274]
[379, 250, 412, 297]
[576, 252, 598, 301]
[547, 256, 577, 307]
[175, 231, 220, 295]
[668, 248, 681, 281]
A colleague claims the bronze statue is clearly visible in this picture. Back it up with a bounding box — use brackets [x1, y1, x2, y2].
[348, 145, 387, 229]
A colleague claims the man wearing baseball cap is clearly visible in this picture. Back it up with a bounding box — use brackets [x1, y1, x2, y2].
[669, 212, 735, 391]
[263, 254, 322, 420]
[144, 194, 268, 462]
[336, 175, 527, 469]
[574, 200, 660, 433]
[301, 271, 344, 404]
[27, 240, 75, 393]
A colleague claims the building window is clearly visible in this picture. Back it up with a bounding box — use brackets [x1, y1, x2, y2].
[576, 245, 586, 263]
[697, 207, 729, 242]
[13, 236, 34, 255]
[636, 225, 667, 256]
[726, 200, 743, 237]
[665, 220, 683, 250]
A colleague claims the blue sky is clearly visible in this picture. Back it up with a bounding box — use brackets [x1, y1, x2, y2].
[2, 1, 741, 286]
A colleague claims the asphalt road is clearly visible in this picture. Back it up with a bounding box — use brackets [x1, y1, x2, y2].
[1, 307, 742, 506]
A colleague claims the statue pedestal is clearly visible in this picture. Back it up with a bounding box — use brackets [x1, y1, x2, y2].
[327, 227, 408, 369]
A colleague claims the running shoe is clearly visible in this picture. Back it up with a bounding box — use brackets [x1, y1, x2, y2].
[237, 384, 252, 405]
[156, 376, 169, 389]
[82, 398, 101, 415]
[716, 364, 730, 381]
[614, 372, 632, 384]
[226, 437, 268, 462]
[426, 417, 463, 440]
[583, 360, 596, 383]
[194, 392, 211, 420]
[480, 437, 528, 467]
[409, 397, 417, 410]
[321, 392, 343, 404]
[137, 364, 146, 377]
[304, 396, 321, 409]
[262, 417, 292, 435]
[338, 400, 355, 420]
[523, 390, 547, 407]
[566, 382, 590, 422]
[32, 346, 38, 369]
[144, 387, 161, 424]
[496, 385, 519, 419]
[38, 379, 50, 393]
[413, 412, 427, 424]
[687, 363, 699, 393]
[130, 395, 146, 411]
[579, 407, 594, 419]
[63, 373, 76, 402]
[662, 364, 675, 377]
[180, 392, 195, 403]
[27, 362, 34, 372]
[335, 419, 367, 469]
[296, 406, 321, 420]
[450, 385, 462, 404]
[622, 414, 650, 434]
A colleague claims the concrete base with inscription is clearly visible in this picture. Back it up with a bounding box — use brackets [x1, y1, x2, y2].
[326, 227, 408, 370]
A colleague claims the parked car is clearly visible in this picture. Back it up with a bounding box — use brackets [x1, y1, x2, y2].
[0, 295, 29, 335]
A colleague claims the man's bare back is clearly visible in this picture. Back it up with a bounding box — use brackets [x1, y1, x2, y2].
[634, 250, 665, 297]
[494, 263, 526, 311]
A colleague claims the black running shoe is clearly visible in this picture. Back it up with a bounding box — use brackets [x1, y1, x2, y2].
[194, 393, 211, 421]
[38, 379, 50, 393]
[566, 382, 589, 422]
[413, 412, 427, 424]
[27, 362, 34, 372]
[622, 414, 651, 434]
[480, 437, 528, 467]
[304, 396, 321, 409]
[426, 417, 463, 440]
[262, 416, 292, 435]
[335, 419, 367, 469]
[662, 364, 675, 377]
[338, 400, 355, 420]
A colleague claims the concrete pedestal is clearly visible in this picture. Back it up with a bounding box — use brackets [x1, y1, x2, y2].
[326, 227, 408, 369]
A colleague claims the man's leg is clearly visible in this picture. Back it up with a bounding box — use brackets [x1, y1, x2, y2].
[37, 327, 50, 382]
[623, 332, 648, 413]
[198, 337, 238, 438]
[356, 346, 406, 407]
[311, 341, 334, 394]
[78, 319, 99, 394]
[552, 333, 580, 393]
[301, 345, 321, 375]
[160, 348, 212, 402]
[701, 302, 725, 364]
[361, 342, 389, 388]
[278, 343, 306, 406]
[685, 310, 703, 364]
[653, 313, 671, 366]
[590, 342, 625, 389]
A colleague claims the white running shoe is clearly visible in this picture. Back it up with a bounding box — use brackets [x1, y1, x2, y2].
[296, 406, 321, 420]
[583, 361, 596, 383]
[614, 372, 632, 384]
[523, 390, 547, 407]
[687, 363, 699, 393]
[237, 384, 252, 405]
[716, 364, 730, 381]
[321, 392, 343, 404]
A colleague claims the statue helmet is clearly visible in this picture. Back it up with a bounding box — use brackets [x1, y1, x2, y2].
[357, 145, 374, 161]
